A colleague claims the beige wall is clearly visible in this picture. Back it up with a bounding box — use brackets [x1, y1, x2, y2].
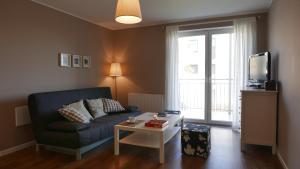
[114, 13, 268, 106]
[113, 26, 166, 105]
[0, 0, 113, 151]
[269, 0, 300, 168]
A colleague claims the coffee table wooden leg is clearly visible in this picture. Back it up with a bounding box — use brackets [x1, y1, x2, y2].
[159, 132, 164, 164]
[114, 127, 119, 155]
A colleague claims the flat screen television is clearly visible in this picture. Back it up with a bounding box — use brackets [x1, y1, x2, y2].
[248, 52, 271, 88]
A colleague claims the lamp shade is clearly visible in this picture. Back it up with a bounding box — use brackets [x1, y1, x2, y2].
[110, 63, 122, 77]
[115, 0, 142, 24]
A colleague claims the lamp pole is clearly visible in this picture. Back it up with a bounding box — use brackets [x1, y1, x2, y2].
[114, 76, 118, 100]
[110, 63, 121, 100]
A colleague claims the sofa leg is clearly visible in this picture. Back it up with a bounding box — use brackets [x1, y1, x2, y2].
[35, 144, 40, 152]
[76, 151, 81, 160]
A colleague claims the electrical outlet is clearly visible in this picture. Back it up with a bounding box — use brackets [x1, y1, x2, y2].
[15, 105, 31, 127]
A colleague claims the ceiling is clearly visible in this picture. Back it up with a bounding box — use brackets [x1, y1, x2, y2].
[32, 0, 272, 30]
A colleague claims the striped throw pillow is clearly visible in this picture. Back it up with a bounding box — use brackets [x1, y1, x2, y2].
[101, 98, 125, 113]
[58, 107, 90, 124]
[65, 100, 93, 121]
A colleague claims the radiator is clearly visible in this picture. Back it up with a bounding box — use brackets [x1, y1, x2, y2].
[128, 93, 164, 112]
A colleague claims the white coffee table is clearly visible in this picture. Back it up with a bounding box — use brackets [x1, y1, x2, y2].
[114, 112, 183, 163]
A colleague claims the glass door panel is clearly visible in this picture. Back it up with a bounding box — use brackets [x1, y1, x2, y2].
[178, 35, 206, 120]
[210, 33, 233, 122]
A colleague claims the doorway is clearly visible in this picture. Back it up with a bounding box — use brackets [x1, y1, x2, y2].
[178, 27, 233, 125]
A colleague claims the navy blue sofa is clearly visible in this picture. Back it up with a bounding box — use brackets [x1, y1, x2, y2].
[28, 87, 141, 159]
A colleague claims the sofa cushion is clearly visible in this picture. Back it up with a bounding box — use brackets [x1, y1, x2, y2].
[47, 121, 90, 132]
[86, 98, 106, 118]
[65, 100, 93, 121]
[93, 111, 141, 123]
[101, 98, 125, 113]
[89, 111, 142, 140]
[58, 107, 90, 124]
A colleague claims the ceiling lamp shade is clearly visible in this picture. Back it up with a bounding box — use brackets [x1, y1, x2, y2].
[110, 63, 122, 77]
[115, 0, 142, 24]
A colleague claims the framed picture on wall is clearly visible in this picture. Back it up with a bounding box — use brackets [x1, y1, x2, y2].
[59, 53, 71, 67]
[82, 56, 91, 68]
[72, 55, 82, 68]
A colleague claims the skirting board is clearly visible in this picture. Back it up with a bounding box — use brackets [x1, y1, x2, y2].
[277, 150, 289, 169]
[0, 140, 35, 157]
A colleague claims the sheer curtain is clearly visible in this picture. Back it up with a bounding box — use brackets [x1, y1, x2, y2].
[231, 17, 257, 130]
[165, 26, 180, 111]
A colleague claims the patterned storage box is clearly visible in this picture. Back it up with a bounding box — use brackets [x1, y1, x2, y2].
[181, 123, 211, 158]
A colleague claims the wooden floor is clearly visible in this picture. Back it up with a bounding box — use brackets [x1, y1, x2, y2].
[0, 127, 283, 169]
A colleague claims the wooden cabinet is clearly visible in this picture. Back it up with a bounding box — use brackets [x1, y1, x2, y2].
[240, 89, 278, 154]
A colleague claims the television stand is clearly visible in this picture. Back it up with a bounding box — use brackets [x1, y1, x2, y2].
[240, 88, 278, 154]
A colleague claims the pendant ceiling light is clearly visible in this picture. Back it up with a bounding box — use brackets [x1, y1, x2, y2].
[115, 0, 142, 24]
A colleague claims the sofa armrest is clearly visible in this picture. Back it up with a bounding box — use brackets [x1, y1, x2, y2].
[126, 105, 139, 112]
[47, 121, 90, 132]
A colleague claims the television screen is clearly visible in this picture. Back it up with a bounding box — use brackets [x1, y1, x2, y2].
[249, 52, 270, 82]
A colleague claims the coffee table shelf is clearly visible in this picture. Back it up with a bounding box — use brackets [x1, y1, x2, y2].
[120, 126, 181, 149]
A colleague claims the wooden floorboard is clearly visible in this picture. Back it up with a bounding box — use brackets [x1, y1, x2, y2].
[0, 127, 283, 169]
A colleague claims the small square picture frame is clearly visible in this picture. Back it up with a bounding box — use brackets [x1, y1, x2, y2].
[59, 53, 71, 67]
[72, 55, 82, 68]
[82, 56, 91, 68]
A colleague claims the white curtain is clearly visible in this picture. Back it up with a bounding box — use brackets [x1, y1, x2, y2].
[231, 17, 257, 130]
[165, 26, 180, 111]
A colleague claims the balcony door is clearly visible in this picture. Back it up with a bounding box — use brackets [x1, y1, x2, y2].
[178, 28, 233, 125]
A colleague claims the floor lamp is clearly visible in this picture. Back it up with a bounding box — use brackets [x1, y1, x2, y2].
[110, 63, 122, 100]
